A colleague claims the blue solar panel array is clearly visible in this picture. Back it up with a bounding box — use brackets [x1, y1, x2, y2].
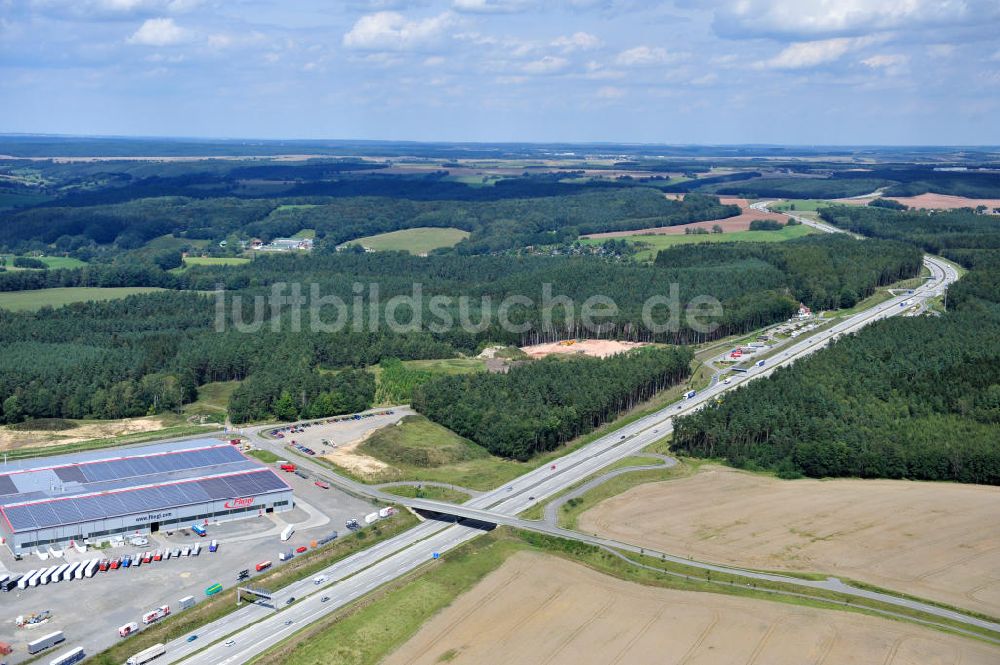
[52, 446, 245, 485]
[3, 469, 288, 531]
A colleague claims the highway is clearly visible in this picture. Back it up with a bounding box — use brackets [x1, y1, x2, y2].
[162, 251, 965, 664]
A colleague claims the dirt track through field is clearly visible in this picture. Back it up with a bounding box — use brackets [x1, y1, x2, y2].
[384, 551, 1000, 665]
[578, 466, 1000, 617]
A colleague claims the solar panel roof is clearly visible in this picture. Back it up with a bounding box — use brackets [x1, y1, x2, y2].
[0, 440, 291, 532]
[2, 468, 289, 532]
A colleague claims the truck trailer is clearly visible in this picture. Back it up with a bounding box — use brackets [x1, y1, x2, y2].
[126, 643, 166, 665]
[27, 631, 65, 655]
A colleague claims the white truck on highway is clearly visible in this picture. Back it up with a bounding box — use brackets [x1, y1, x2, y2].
[127, 643, 166, 665]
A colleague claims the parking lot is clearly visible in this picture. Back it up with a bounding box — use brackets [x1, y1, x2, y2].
[0, 468, 378, 664]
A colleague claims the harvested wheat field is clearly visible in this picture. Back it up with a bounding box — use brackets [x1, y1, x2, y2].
[830, 193, 1000, 210]
[384, 551, 999, 665]
[520, 339, 649, 359]
[578, 466, 1000, 617]
[583, 197, 788, 238]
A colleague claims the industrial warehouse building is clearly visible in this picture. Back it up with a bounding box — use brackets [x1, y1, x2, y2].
[0, 439, 294, 555]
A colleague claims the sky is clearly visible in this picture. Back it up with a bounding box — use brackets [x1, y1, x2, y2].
[1, 0, 999, 145]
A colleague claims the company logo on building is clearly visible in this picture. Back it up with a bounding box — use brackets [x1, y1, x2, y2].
[224, 497, 255, 509]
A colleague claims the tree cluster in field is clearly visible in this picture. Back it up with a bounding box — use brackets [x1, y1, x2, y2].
[412, 346, 693, 460]
[674, 205, 1000, 485]
[748, 219, 785, 231]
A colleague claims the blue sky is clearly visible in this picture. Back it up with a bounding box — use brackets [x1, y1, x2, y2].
[1, 0, 999, 144]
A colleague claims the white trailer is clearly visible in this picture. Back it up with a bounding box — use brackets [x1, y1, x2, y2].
[126, 643, 166, 665]
[364, 511, 379, 524]
[17, 570, 36, 590]
[177, 595, 195, 610]
[280, 525, 294, 542]
[39, 566, 58, 585]
[74, 561, 87, 580]
[84, 559, 100, 578]
[50, 563, 70, 583]
[64, 562, 77, 580]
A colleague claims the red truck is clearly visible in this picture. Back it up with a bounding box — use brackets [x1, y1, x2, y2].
[255, 560, 272, 572]
[279, 463, 296, 472]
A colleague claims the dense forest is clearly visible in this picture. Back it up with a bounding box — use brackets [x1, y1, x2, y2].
[412, 346, 693, 460]
[0, 231, 922, 425]
[673, 205, 1000, 485]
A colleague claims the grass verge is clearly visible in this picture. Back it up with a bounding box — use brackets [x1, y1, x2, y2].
[379, 484, 472, 503]
[89, 511, 419, 665]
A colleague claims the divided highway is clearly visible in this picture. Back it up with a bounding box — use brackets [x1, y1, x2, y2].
[168, 253, 965, 664]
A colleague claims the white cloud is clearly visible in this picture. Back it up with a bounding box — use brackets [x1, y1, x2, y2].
[522, 55, 569, 74]
[615, 45, 674, 66]
[343, 11, 458, 51]
[862, 53, 908, 68]
[596, 85, 624, 99]
[552, 31, 601, 51]
[452, 0, 533, 13]
[126, 17, 188, 46]
[861, 53, 909, 75]
[712, 0, 994, 39]
[759, 36, 879, 69]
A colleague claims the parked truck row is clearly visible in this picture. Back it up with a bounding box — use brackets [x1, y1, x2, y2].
[3, 540, 216, 594]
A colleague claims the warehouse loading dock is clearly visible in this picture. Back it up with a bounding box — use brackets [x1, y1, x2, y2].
[0, 440, 294, 555]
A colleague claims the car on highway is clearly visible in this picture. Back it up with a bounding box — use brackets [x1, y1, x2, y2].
[321, 596, 330, 602]
[186, 635, 198, 642]
[286, 597, 296, 605]
[314, 480, 330, 489]
[284, 620, 294, 626]
[224, 640, 235, 647]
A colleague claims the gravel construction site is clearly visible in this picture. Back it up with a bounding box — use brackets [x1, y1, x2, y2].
[519, 340, 649, 359]
[384, 551, 999, 665]
[577, 466, 1000, 617]
[0, 469, 374, 664]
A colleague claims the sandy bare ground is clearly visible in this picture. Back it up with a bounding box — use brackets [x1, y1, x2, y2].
[583, 196, 789, 238]
[578, 466, 1000, 617]
[520, 339, 649, 359]
[829, 193, 1000, 210]
[310, 408, 413, 478]
[385, 551, 999, 665]
[0, 417, 170, 451]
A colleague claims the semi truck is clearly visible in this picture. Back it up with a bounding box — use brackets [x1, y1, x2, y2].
[141, 605, 170, 625]
[208, 540, 219, 552]
[126, 643, 166, 665]
[255, 560, 272, 572]
[118, 622, 139, 638]
[683, 390, 696, 399]
[756, 359, 765, 367]
[49, 646, 86, 665]
[27, 630, 65, 655]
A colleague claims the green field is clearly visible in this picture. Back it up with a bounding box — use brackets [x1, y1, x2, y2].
[584, 224, 817, 260]
[182, 380, 241, 422]
[182, 256, 251, 267]
[0, 254, 88, 270]
[0, 286, 166, 311]
[292, 228, 316, 239]
[144, 234, 212, 250]
[350, 227, 470, 254]
[770, 199, 850, 212]
[399, 358, 486, 374]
